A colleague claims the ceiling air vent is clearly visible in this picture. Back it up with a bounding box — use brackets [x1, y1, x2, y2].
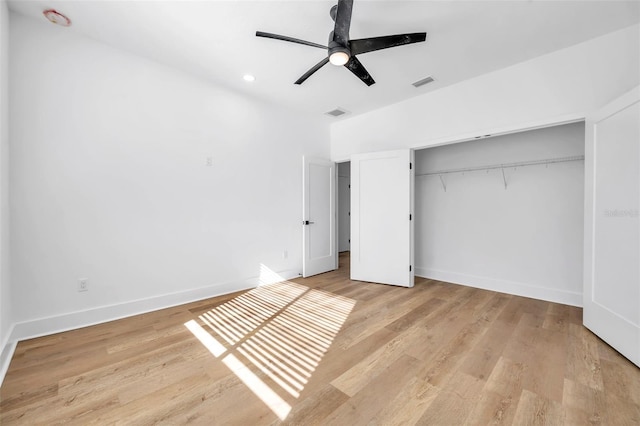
[412, 75, 435, 88]
[325, 108, 348, 117]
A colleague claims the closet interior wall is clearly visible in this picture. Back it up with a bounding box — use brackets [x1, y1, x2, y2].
[415, 122, 585, 306]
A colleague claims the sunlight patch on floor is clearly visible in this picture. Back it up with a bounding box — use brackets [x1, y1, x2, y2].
[184, 280, 355, 420]
[259, 263, 287, 286]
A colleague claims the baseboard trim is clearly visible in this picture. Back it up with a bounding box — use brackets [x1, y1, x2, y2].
[0, 326, 17, 386]
[415, 267, 582, 307]
[8, 268, 301, 348]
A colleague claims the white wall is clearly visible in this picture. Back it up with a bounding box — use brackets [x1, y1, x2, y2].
[331, 24, 639, 160]
[0, 0, 12, 374]
[9, 13, 329, 339]
[415, 122, 585, 306]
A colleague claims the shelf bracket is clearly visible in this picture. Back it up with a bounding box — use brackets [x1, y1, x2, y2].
[439, 174, 447, 192]
[501, 167, 507, 190]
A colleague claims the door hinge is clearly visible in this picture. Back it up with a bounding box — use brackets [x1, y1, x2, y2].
[409, 265, 412, 272]
[348, 184, 351, 188]
[409, 214, 412, 220]
[409, 162, 413, 170]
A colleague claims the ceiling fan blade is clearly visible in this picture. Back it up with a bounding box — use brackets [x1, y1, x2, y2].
[256, 31, 327, 49]
[333, 0, 353, 46]
[350, 32, 427, 55]
[344, 56, 375, 86]
[295, 57, 330, 85]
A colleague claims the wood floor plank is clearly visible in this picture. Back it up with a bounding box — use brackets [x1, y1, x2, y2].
[0, 382, 59, 413]
[367, 373, 440, 425]
[562, 378, 608, 425]
[301, 327, 397, 397]
[2, 252, 639, 425]
[600, 357, 640, 405]
[602, 388, 640, 425]
[502, 320, 569, 403]
[403, 286, 487, 362]
[275, 384, 349, 426]
[416, 370, 485, 425]
[384, 297, 446, 333]
[323, 354, 422, 425]
[565, 323, 604, 391]
[330, 321, 429, 396]
[465, 356, 526, 425]
[512, 389, 565, 425]
[460, 318, 517, 381]
[333, 283, 438, 350]
[411, 292, 509, 389]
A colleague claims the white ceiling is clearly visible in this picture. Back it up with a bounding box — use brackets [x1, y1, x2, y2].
[8, 1, 640, 119]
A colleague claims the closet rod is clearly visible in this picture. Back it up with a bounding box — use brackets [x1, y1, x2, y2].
[416, 155, 585, 177]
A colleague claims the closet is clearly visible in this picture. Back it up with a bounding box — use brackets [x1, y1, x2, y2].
[414, 122, 585, 306]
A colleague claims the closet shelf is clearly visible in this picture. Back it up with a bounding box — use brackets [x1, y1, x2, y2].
[415, 155, 585, 177]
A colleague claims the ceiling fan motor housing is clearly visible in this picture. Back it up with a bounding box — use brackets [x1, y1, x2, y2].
[328, 31, 351, 65]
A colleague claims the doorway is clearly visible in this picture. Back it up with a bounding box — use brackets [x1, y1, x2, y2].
[337, 162, 350, 255]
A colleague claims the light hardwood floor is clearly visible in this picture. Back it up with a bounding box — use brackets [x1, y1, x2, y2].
[1, 253, 639, 425]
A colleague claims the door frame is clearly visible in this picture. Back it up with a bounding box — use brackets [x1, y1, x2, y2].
[336, 161, 351, 258]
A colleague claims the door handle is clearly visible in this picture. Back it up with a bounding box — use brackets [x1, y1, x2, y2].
[303, 220, 315, 225]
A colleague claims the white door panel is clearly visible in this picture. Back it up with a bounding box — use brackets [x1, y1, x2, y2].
[584, 86, 640, 367]
[303, 157, 336, 277]
[351, 149, 414, 287]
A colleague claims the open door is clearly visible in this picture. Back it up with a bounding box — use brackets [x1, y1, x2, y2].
[302, 157, 337, 277]
[584, 86, 640, 367]
[351, 149, 414, 287]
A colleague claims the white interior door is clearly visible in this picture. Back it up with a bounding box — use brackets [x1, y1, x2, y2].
[351, 149, 414, 287]
[584, 86, 640, 367]
[302, 157, 336, 277]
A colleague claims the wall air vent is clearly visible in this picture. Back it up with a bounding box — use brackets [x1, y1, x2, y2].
[325, 108, 348, 117]
[412, 75, 435, 88]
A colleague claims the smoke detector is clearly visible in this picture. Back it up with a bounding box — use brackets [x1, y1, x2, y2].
[43, 9, 71, 27]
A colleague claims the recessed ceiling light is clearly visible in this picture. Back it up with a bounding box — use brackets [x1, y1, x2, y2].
[43, 9, 71, 27]
[243, 74, 256, 82]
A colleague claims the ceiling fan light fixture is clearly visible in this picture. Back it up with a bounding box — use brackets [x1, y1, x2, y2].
[329, 51, 350, 66]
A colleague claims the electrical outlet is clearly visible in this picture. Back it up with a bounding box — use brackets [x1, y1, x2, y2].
[78, 278, 88, 292]
[283, 250, 288, 259]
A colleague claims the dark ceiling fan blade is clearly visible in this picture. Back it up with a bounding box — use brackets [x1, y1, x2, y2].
[256, 31, 327, 49]
[350, 32, 427, 55]
[295, 57, 330, 85]
[333, 0, 353, 46]
[344, 56, 375, 86]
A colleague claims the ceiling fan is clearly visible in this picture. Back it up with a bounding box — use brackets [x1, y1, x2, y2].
[256, 0, 426, 86]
